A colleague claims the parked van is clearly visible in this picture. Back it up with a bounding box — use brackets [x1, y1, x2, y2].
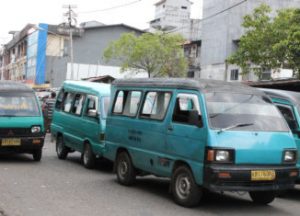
[51, 81, 110, 168]
[261, 88, 300, 181]
[0, 81, 45, 161]
[104, 78, 298, 207]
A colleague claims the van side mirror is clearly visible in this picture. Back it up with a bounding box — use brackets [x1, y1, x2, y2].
[188, 110, 203, 127]
[87, 109, 98, 118]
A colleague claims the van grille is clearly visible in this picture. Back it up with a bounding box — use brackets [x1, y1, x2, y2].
[0, 128, 32, 137]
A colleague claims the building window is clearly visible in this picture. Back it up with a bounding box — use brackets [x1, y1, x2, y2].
[230, 69, 239, 81]
[181, 6, 187, 9]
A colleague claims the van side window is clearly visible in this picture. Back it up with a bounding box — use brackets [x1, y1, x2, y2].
[71, 94, 85, 115]
[55, 89, 64, 110]
[123, 91, 142, 117]
[172, 93, 202, 127]
[276, 104, 298, 130]
[140, 91, 171, 120]
[113, 91, 142, 117]
[113, 91, 125, 114]
[85, 95, 98, 118]
[63, 92, 75, 113]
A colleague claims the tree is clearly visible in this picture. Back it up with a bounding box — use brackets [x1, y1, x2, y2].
[228, 4, 300, 79]
[103, 32, 188, 78]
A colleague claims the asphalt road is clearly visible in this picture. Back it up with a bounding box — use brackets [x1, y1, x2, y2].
[1, 135, 300, 216]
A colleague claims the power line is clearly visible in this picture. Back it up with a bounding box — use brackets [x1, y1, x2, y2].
[78, 0, 142, 14]
[201, 0, 247, 22]
[166, 0, 247, 34]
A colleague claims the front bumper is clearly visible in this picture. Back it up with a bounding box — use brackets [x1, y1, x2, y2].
[204, 164, 298, 192]
[0, 137, 45, 153]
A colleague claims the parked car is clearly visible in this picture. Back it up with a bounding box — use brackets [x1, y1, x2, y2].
[103, 78, 298, 207]
[260, 88, 300, 183]
[51, 81, 111, 168]
[0, 81, 45, 161]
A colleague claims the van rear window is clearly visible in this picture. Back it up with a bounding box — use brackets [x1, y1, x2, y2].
[0, 92, 40, 117]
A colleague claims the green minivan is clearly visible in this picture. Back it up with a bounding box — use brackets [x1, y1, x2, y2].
[104, 78, 298, 207]
[0, 81, 45, 161]
[51, 81, 110, 168]
[261, 88, 300, 182]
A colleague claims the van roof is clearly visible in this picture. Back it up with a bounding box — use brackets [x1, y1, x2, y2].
[0, 81, 34, 92]
[113, 78, 263, 95]
[63, 81, 111, 95]
[260, 88, 300, 106]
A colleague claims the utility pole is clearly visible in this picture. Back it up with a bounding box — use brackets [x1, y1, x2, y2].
[63, 4, 77, 80]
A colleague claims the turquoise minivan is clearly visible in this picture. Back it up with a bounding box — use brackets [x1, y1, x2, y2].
[51, 81, 110, 168]
[261, 88, 300, 182]
[104, 78, 298, 207]
[0, 81, 45, 161]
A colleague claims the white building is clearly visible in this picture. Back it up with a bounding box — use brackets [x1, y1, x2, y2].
[150, 0, 196, 40]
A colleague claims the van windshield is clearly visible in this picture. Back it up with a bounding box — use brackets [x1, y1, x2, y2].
[0, 92, 40, 117]
[205, 92, 289, 132]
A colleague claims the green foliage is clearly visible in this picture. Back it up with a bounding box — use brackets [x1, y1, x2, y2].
[103, 32, 188, 78]
[228, 4, 300, 79]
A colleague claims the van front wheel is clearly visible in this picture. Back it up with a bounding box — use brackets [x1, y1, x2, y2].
[116, 152, 136, 186]
[249, 191, 276, 205]
[82, 143, 95, 169]
[171, 166, 202, 207]
[56, 136, 68, 160]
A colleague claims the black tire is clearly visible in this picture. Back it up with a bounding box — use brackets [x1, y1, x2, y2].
[82, 143, 95, 169]
[116, 151, 136, 186]
[32, 148, 42, 162]
[56, 135, 68, 160]
[249, 191, 276, 205]
[171, 165, 202, 207]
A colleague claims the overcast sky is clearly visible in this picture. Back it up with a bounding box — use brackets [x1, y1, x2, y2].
[0, 0, 202, 44]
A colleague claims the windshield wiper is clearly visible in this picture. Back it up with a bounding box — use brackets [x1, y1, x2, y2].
[0, 115, 17, 117]
[217, 123, 254, 134]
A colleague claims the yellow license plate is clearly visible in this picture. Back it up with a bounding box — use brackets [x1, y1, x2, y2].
[2, 138, 21, 146]
[251, 170, 276, 181]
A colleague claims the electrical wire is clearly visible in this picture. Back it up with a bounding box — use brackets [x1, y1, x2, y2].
[78, 0, 142, 14]
[166, 0, 247, 34]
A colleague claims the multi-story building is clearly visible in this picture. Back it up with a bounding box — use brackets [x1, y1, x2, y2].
[150, 0, 194, 39]
[150, 0, 202, 77]
[200, 0, 300, 82]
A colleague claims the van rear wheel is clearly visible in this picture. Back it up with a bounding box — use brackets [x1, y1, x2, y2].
[249, 191, 276, 205]
[56, 135, 68, 160]
[32, 148, 42, 162]
[82, 143, 95, 169]
[171, 165, 202, 207]
[116, 152, 136, 186]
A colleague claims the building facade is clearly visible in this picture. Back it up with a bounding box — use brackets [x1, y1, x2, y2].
[1, 22, 147, 87]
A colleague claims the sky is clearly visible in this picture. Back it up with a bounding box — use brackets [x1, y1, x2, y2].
[0, 0, 202, 44]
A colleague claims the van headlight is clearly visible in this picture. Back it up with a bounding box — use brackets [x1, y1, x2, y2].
[283, 150, 297, 163]
[207, 148, 235, 163]
[31, 126, 41, 134]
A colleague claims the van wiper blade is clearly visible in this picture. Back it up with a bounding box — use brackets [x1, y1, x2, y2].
[0, 115, 17, 117]
[217, 123, 254, 134]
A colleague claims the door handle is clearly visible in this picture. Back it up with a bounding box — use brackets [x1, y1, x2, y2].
[167, 125, 173, 131]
